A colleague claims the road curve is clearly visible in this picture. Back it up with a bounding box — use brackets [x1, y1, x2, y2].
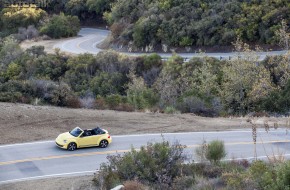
[54, 28, 287, 60]
[1, 129, 290, 184]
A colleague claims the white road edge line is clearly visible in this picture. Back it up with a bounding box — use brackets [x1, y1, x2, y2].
[0, 170, 96, 185]
[0, 129, 286, 148]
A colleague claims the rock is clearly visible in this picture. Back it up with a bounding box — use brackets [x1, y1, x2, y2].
[110, 185, 124, 190]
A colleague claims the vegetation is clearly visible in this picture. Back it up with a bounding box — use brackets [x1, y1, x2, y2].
[93, 140, 193, 189]
[40, 13, 80, 38]
[0, 0, 289, 48]
[0, 5, 80, 39]
[205, 140, 226, 164]
[0, 1, 290, 116]
[1, 34, 290, 115]
[94, 140, 290, 189]
[0, 6, 46, 36]
[106, 0, 290, 49]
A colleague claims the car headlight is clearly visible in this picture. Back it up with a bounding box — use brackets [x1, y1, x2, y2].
[63, 140, 67, 143]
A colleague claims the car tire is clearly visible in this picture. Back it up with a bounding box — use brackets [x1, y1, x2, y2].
[99, 140, 108, 148]
[67, 142, 77, 151]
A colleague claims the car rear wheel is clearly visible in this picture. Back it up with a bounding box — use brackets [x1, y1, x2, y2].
[99, 140, 108, 148]
[67, 142, 77, 151]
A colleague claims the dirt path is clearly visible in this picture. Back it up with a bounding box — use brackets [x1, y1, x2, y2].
[0, 102, 285, 145]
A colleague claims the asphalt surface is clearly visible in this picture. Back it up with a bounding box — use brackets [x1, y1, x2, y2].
[1, 129, 290, 184]
[53, 28, 287, 60]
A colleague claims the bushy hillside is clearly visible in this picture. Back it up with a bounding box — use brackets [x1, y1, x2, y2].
[106, 0, 290, 48]
[0, 0, 289, 47]
[1, 35, 290, 115]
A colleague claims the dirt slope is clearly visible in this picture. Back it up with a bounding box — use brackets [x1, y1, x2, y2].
[0, 102, 283, 145]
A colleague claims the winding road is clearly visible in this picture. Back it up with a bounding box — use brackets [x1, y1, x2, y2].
[1, 129, 290, 184]
[1, 29, 289, 185]
[54, 28, 287, 60]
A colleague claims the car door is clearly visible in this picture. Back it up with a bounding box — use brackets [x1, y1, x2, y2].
[77, 132, 97, 147]
[91, 133, 102, 146]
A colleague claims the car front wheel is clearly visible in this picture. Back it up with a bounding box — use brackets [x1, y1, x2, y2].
[67, 142, 77, 151]
[99, 140, 108, 148]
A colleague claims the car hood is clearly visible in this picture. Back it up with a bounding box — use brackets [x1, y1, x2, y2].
[57, 132, 75, 141]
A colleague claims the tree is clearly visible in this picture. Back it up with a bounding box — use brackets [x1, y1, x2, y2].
[126, 72, 158, 109]
[65, 0, 88, 19]
[153, 54, 185, 107]
[40, 13, 80, 38]
[0, 6, 46, 33]
[221, 38, 275, 114]
[275, 19, 290, 50]
[64, 53, 97, 95]
[0, 36, 22, 69]
[105, 0, 290, 48]
[90, 72, 125, 96]
[86, 0, 114, 15]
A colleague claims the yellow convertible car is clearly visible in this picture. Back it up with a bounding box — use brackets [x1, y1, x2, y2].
[55, 126, 112, 151]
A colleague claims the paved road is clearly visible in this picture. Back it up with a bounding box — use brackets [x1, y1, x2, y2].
[1, 129, 290, 184]
[54, 28, 287, 60]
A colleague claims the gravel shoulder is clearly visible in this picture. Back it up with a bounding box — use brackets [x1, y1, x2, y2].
[1, 175, 97, 190]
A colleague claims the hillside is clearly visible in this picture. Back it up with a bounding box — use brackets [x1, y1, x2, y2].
[1, 1, 290, 119]
[106, 0, 290, 49]
[1, 0, 289, 49]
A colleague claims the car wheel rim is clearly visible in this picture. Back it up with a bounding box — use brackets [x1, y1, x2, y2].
[68, 143, 76, 151]
[100, 140, 108, 148]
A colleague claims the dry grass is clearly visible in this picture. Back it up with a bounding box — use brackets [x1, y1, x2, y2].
[1, 102, 289, 145]
[0, 102, 253, 145]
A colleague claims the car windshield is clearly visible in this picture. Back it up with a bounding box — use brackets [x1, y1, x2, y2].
[69, 127, 83, 137]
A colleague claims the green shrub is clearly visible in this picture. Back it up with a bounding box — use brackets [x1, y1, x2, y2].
[94, 141, 189, 189]
[40, 13, 80, 38]
[142, 53, 162, 71]
[172, 175, 195, 190]
[126, 74, 158, 110]
[0, 80, 33, 103]
[37, 81, 79, 107]
[268, 161, 290, 190]
[1, 6, 46, 32]
[164, 106, 180, 114]
[179, 36, 193, 47]
[252, 161, 290, 190]
[193, 163, 223, 179]
[249, 160, 272, 188]
[93, 163, 122, 189]
[90, 72, 126, 97]
[222, 171, 252, 190]
[104, 94, 126, 109]
[205, 140, 226, 164]
[177, 96, 222, 117]
[0, 91, 22, 102]
[259, 79, 290, 114]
